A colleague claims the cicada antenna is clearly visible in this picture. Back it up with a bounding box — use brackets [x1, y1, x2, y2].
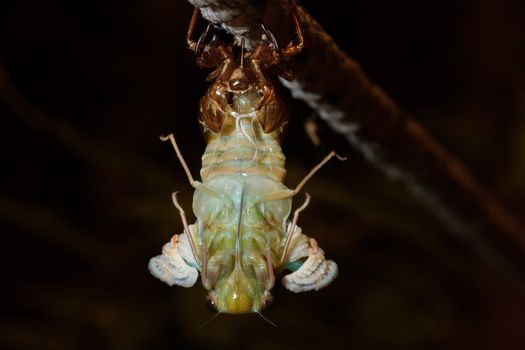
[255, 311, 278, 328]
[198, 312, 222, 329]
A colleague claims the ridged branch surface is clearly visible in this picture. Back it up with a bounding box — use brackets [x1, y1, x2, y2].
[187, 0, 525, 267]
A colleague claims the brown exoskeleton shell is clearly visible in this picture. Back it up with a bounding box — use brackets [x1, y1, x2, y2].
[197, 45, 289, 135]
[186, 4, 303, 135]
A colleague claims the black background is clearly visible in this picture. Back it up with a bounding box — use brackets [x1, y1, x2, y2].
[1, 0, 525, 349]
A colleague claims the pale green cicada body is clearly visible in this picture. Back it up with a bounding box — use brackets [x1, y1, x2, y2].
[148, 4, 339, 315]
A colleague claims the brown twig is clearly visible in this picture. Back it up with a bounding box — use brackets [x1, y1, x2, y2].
[187, 0, 525, 267]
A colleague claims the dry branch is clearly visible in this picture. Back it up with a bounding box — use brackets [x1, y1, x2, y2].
[188, 0, 525, 267]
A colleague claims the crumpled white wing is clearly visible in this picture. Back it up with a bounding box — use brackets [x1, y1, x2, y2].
[281, 239, 338, 293]
[176, 225, 198, 268]
[285, 225, 310, 263]
[148, 229, 199, 288]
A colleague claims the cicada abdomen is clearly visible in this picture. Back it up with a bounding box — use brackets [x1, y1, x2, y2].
[149, 4, 339, 314]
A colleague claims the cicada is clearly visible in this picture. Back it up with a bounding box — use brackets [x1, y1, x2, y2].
[149, 4, 340, 315]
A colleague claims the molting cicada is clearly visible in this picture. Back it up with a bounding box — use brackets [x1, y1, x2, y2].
[149, 2, 341, 316]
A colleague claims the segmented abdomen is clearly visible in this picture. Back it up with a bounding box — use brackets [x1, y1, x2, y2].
[200, 115, 286, 182]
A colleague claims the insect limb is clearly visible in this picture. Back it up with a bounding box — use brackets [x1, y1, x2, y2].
[160, 133, 196, 184]
[240, 38, 245, 67]
[187, 7, 214, 54]
[266, 245, 275, 290]
[245, 59, 288, 133]
[248, 59, 273, 105]
[187, 8, 231, 70]
[260, 23, 280, 52]
[187, 8, 200, 51]
[160, 134, 223, 199]
[256, 1, 303, 62]
[234, 185, 246, 272]
[200, 244, 209, 287]
[199, 38, 234, 72]
[291, 151, 346, 196]
[279, 193, 311, 266]
[195, 23, 214, 57]
[257, 151, 346, 202]
[171, 192, 200, 265]
[280, 1, 304, 58]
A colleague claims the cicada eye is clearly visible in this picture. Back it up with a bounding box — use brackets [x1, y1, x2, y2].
[205, 296, 217, 312]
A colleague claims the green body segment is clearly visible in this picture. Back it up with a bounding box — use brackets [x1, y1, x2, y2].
[200, 112, 286, 183]
[194, 92, 291, 313]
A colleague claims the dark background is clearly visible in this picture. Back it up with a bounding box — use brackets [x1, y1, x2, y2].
[1, 0, 525, 349]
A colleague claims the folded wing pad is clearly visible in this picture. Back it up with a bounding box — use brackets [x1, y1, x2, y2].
[149, 224, 337, 292]
[281, 231, 338, 293]
[148, 226, 199, 288]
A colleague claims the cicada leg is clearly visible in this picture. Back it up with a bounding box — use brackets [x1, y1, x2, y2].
[257, 151, 346, 202]
[160, 134, 223, 199]
[279, 193, 311, 266]
[257, 0, 303, 60]
[171, 192, 200, 265]
[187, 7, 233, 72]
[200, 244, 208, 287]
[187, 7, 203, 52]
[266, 245, 275, 290]
[280, 0, 304, 58]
